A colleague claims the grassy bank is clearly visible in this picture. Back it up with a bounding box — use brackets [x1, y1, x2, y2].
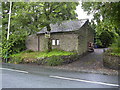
[9, 49, 75, 65]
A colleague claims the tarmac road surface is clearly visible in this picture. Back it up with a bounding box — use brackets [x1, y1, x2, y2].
[1, 63, 119, 88]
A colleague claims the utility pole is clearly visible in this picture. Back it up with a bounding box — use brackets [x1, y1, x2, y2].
[7, 2, 12, 40]
[6, 2, 12, 63]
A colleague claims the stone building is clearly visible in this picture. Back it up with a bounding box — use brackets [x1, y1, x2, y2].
[26, 19, 94, 55]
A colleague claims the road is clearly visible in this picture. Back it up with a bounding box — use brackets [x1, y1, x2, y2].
[1, 63, 119, 88]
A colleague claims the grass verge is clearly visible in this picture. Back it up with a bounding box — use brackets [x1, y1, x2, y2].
[9, 49, 75, 65]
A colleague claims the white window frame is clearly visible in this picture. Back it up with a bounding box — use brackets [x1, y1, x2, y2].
[56, 39, 60, 45]
[52, 40, 56, 45]
[52, 39, 60, 46]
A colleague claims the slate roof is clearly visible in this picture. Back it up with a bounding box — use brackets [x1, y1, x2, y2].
[37, 19, 88, 34]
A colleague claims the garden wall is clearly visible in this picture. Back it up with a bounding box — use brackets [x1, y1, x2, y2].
[103, 53, 120, 70]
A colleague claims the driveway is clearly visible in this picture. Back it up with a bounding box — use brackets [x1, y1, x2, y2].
[65, 49, 104, 69]
[52, 49, 118, 75]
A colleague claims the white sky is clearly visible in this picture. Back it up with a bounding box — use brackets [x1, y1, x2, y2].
[75, 2, 93, 21]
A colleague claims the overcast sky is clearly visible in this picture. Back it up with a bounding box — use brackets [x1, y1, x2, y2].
[75, 2, 93, 21]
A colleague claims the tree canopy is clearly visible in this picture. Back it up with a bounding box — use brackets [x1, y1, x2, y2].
[2, 2, 79, 59]
[82, 2, 120, 47]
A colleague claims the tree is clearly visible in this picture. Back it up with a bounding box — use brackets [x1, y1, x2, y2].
[2, 2, 43, 59]
[2, 2, 78, 59]
[82, 2, 120, 47]
[38, 2, 79, 52]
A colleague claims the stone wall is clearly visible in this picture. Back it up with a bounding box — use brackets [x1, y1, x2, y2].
[38, 34, 47, 51]
[87, 24, 94, 44]
[38, 32, 78, 52]
[77, 27, 87, 54]
[103, 54, 120, 70]
[77, 22, 94, 54]
[25, 21, 94, 55]
[25, 34, 38, 51]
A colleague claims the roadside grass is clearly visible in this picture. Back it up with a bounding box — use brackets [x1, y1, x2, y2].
[9, 49, 75, 64]
[11, 49, 75, 58]
[36, 49, 74, 58]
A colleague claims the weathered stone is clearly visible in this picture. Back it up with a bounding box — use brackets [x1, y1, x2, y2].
[23, 58, 37, 63]
[25, 34, 38, 51]
[103, 53, 120, 70]
[37, 57, 45, 60]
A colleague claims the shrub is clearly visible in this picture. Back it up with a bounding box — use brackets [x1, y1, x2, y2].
[9, 54, 23, 64]
[109, 36, 120, 56]
[2, 30, 28, 60]
[99, 31, 114, 47]
[45, 56, 64, 66]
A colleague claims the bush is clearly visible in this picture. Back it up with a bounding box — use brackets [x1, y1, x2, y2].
[45, 56, 64, 66]
[109, 36, 120, 56]
[99, 31, 114, 47]
[2, 30, 28, 60]
[9, 54, 23, 64]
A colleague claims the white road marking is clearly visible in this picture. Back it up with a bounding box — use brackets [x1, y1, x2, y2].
[0, 68, 28, 74]
[49, 75, 119, 87]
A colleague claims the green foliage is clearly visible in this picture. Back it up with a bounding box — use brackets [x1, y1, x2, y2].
[36, 49, 75, 58]
[38, 2, 79, 51]
[9, 49, 75, 64]
[9, 53, 23, 64]
[82, 2, 120, 47]
[99, 30, 114, 47]
[23, 50, 34, 53]
[2, 30, 28, 59]
[2, 2, 78, 59]
[45, 56, 64, 66]
[110, 53, 120, 56]
[105, 36, 120, 56]
[110, 36, 120, 56]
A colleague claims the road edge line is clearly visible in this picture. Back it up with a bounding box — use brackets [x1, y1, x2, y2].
[0, 68, 29, 74]
[49, 75, 119, 87]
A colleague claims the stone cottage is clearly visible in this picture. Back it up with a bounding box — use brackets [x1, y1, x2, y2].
[26, 19, 94, 55]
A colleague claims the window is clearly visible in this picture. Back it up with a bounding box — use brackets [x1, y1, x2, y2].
[52, 40, 56, 45]
[56, 40, 60, 45]
[52, 39, 60, 45]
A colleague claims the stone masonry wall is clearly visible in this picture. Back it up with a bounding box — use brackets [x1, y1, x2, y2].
[38, 32, 78, 52]
[26, 21, 94, 55]
[77, 24, 88, 54]
[26, 34, 38, 51]
[103, 54, 120, 70]
[77, 22, 94, 55]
